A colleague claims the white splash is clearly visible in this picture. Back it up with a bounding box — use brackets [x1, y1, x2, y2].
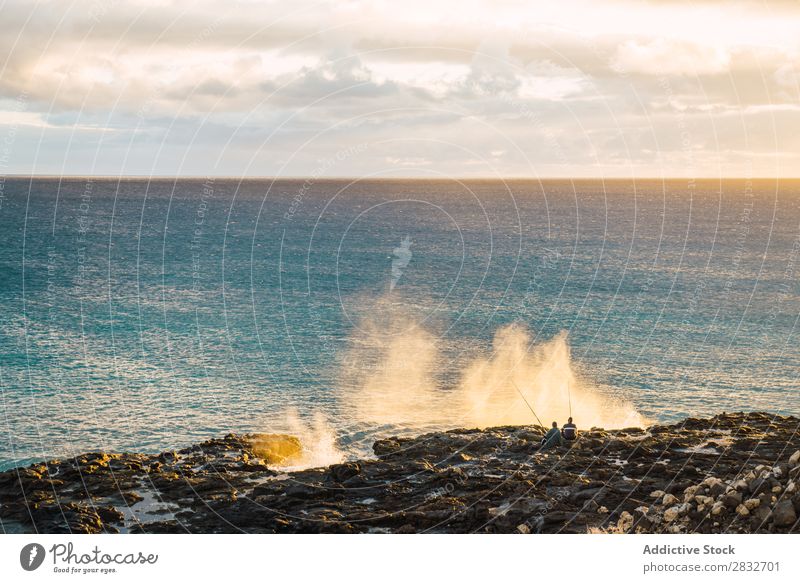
[341, 307, 646, 430]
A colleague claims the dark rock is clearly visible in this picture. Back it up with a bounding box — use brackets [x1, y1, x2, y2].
[773, 500, 797, 527]
[329, 462, 361, 483]
[283, 482, 324, 498]
[749, 478, 770, 496]
[96, 506, 125, 524]
[709, 482, 726, 498]
[373, 438, 404, 457]
[158, 451, 180, 463]
[722, 492, 742, 509]
[2, 412, 800, 534]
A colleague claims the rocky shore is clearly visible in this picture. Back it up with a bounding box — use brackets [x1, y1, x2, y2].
[1, 411, 799, 534]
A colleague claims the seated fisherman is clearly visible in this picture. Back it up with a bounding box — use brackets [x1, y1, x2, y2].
[561, 417, 577, 441]
[540, 421, 562, 450]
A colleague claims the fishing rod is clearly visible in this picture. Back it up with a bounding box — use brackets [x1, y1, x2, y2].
[511, 380, 546, 435]
[566, 379, 572, 418]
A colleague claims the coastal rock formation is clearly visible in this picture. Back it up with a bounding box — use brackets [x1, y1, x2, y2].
[249, 434, 303, 465]
[1, 412, 799, 533]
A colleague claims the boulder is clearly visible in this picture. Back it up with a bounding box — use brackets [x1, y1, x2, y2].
[329, 462, 361, 483]
[772, 500, 797, 527]
[721, 492, 742, 509]
[249, 434, 303, 465]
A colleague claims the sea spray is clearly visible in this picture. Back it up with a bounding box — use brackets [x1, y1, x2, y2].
[269, 409, 345, 469]
[340, 306, 646, 430]
[458, 326, 646, 429]
[264, 308, 646, 464]
[339, 307, 441, 426]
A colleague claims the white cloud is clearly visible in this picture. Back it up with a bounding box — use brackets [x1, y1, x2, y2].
[612, 39, 731, 76]
[0, 0, 798, 176]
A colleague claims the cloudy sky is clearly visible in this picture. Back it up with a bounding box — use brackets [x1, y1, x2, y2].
[0, 0, 798, 177]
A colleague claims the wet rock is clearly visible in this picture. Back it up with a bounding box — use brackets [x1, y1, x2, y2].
[329, 462, 361, 483]
[96, 506, 125, 524]
[283, 482, 324, 498]
[112, 490, 144, 505]
[158, 451, 180, 464]
[373, 438, 403, 457]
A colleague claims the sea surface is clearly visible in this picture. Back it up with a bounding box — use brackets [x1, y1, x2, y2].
[1, 177, 799, 470]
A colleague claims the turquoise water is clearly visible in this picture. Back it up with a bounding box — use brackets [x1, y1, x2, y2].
[1, 177, 798, 470]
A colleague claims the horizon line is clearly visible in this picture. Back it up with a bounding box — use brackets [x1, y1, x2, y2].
[2, 174, 798, 181]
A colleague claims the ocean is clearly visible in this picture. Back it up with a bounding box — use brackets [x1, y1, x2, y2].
[1, 177, 798, 470]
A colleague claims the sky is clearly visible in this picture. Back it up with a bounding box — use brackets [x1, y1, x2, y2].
[0, 0, 798, 178]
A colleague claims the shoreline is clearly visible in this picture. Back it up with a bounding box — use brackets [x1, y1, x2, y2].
[1, 411, 799, 534]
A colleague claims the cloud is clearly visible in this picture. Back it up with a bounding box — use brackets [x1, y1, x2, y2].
[0, 0, 798, 176]
[612, 39, 732, 76]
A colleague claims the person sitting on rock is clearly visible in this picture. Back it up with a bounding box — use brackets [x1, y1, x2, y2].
[561, 417, 577, 441]
[540, 421, 562, 450]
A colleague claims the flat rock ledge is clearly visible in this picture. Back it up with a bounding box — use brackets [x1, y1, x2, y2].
[2, 412, 799, 534]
